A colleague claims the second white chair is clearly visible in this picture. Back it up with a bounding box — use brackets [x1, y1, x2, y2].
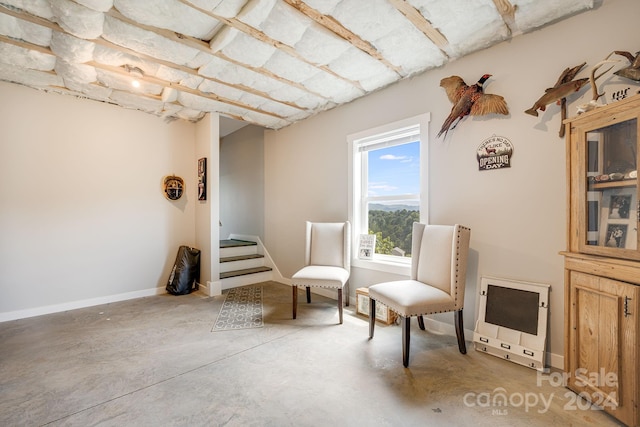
[292, 221, 351, 324]
[368, 223, 471, 367]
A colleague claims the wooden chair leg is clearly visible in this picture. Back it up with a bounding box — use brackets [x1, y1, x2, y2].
[455, 309, 467, 354]
[292, 286, 297, 319]
[338, 288, 343, 324]
[417, 315, 425, 330]
[402, 316, 411, 367]
[306, 286, 311, 303]
[345, 281, 349, 306]
[369, 298, 376, 338]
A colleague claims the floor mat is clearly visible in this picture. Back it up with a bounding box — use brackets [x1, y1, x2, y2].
[212, 286, 263, 331]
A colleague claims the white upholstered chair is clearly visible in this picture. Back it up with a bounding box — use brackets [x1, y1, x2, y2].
[292, 221, 351, 324]
[368, 223, 471, 367]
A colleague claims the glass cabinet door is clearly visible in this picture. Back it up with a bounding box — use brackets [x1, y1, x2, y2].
[584, 118, 638, 254]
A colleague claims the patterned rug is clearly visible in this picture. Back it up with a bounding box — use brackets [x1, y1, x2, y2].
[212, 286, 263, 332]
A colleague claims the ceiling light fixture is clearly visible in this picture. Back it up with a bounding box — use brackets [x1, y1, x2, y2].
[124, 64, 145, 88]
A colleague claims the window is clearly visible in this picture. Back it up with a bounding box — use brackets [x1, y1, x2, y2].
[348, 113, 429, 274]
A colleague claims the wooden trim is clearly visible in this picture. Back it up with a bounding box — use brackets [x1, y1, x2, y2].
[387, 0, 448, 50]
[491, 0, 517, 34]
[176, 0, 364, 91]
[0, 34, 53, 56]
[0, 4, 311, 114]
[102, 9, 321, 105]
[281, 0, 404, 76]
[0, 33, 288, 120]
[562, 251, 640, 285]
[105, 9, 210, 53]
[213, 51, 326, 100]
[86, 61, 286, 119]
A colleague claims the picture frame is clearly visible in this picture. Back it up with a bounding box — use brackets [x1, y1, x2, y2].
[198, 157, 207, 201]
[599, 187, 637, 249]
[608, 194, 632, 219]
[603, 223, 628, 248]
[358, 234, 376, 259]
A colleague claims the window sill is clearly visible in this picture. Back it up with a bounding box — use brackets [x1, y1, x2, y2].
[352, 257, 411, 276]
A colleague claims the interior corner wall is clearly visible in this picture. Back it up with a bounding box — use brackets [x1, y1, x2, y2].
[219, 125, 265, 241]
[264, 0, 640, 365]
[0, 82, 197, 320]
[195, 113, 220, 289]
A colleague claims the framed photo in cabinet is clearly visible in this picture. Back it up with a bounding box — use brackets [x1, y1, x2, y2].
[598, 187, 636, 249]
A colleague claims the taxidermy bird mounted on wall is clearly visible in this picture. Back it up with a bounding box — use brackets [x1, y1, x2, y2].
[614, 50, 640, 81]
[438, 74, 509, 138]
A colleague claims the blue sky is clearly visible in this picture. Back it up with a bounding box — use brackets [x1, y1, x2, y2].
[368, 141, 420, 197]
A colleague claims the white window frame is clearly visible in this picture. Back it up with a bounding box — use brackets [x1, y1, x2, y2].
[347, 113, 430, 275]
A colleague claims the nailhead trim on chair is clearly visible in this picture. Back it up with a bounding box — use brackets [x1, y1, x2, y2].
[454, 227, 460, 306]
[453, 225, 470, 307]
[377, 225, 470, 318]
[293, 284, 344, 289]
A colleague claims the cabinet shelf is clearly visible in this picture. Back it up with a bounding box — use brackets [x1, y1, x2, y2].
[589, 180, 636, 190]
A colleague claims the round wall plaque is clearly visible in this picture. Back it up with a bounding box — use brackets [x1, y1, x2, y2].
[163, 175, 184, 200]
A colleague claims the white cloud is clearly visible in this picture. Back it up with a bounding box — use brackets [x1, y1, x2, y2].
[380, 154, 406, 160]
[369, 182, 397, 192]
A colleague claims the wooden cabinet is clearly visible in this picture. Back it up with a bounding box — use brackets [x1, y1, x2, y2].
[563, 94, 640, 427]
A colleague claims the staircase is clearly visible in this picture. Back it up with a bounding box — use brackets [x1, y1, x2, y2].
[219, 239, 273, 289]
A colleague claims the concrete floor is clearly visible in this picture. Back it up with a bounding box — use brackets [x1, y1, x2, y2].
[0, 281, 624, 426]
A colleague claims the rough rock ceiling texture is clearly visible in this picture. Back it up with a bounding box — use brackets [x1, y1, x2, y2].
[0, 0, 594, 129]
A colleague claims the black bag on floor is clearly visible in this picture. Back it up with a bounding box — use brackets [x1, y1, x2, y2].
[166, 246, 201, 295]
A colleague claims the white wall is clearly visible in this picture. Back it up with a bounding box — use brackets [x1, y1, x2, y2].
[264, 0, 640, 364]
[195, 113, 220, 292]
[0, 82, 197, 320]
[219, 125, 265, 240]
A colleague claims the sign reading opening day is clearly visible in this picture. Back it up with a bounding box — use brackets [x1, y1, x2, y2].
[477, 135, 514, 171]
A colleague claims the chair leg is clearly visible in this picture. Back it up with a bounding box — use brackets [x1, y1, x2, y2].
[402, 316, 411, 367]
[306, 287, 311, 303]
[369, 298, 376, 338]
[338, 288, 343, 324]
[345, 281, 349, 306]
[455, 309, 467, 354]
[292, 286, 297, 319]
[417, 315, 425, 330]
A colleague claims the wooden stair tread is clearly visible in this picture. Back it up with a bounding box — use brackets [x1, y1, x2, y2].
[220, 254, 264, 263]
[220, 266, 272, 279]
[220, 239, 257, 248]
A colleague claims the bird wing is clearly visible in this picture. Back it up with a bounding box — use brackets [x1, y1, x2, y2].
[440, 76, 467, 104]
[470, 94, 509, 116]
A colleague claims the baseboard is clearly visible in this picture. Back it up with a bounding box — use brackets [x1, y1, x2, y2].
[199, 280, 222, 296]
[283, 284, 565, 369]
[547, 352, 564, 371]
[0, 286, 166, 322]
[421, 316, 564, 370]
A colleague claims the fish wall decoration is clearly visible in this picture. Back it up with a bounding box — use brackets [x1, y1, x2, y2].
[525, 62, 611, 137]
[525, 62, 587, 119]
